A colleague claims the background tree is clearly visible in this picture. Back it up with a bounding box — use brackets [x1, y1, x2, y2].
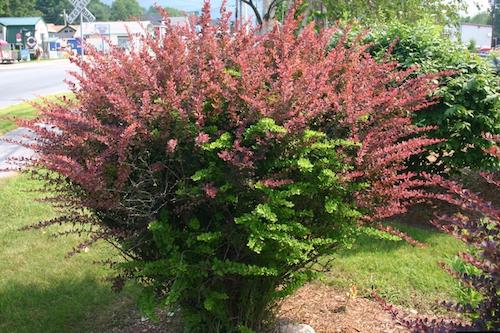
[322, 0, 465, 25]
[243, 0, 466, 27]
[35, 0, 71, 24]
[110, 0, 143, 21]
[88, 0, 112, 21]
[462, 11, 492, 24]
[0, 0, 40, 17]
[144, 5, 185, 17]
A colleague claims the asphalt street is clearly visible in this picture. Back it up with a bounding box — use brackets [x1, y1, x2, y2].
[0, 60, 75, 175]
[0, 59, 75, 108]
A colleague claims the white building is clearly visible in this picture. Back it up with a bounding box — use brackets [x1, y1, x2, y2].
[460, 23, 493, 49]
[74, 21, 154, 52]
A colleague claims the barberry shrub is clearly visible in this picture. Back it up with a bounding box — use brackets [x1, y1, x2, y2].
[24, 2, 444, 332]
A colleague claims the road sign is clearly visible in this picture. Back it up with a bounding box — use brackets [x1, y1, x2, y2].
[67, 0, 95, 24]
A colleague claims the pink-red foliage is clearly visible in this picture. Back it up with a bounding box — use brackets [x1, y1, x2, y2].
[25, 5, 441, 233]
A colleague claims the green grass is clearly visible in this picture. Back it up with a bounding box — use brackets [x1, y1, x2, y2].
[0, 175, 139, 333]
[325, 223, 466, 313]
[0, 94, 73, 135]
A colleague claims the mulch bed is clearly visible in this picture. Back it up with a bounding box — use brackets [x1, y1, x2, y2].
[278, 283, 409, 333]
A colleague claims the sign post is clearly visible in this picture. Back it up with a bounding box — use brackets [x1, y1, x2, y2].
[67, 0, 95, 58]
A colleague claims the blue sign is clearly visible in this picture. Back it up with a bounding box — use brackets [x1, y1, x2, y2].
[20, 49, 30, 61]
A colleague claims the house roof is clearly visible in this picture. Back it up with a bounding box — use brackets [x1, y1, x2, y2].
[0, 17, 43, 26]
[48, 24, 78, 33]
[74, 21, 153, 38]
[47, 23, 64, 33]
[147, 14, 190, 27]
[57, 25, 78, 33]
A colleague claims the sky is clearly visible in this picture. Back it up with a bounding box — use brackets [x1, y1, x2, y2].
[465, 0, 490, 15]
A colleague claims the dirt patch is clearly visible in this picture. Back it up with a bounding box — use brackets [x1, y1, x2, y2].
[278, 283, 409, 333]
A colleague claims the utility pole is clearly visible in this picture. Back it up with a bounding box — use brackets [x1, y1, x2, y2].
[80, 12, 84, 58]
[235, 0, 240, 30]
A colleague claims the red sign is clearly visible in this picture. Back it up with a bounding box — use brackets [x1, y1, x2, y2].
[15, 32, 22, 43]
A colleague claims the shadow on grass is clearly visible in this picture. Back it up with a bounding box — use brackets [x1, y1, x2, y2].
[0, 275, 139, 333]
[339, 220, 452, 258]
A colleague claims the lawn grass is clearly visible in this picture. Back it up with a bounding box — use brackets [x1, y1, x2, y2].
[325, 222, 466, 313]
[0, 175, 139, 333]
[0, 93, 73, 135]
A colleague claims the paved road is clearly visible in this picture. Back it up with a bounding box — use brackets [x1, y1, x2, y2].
[0, 59, 75, 108]
[0, 60, 76, 175]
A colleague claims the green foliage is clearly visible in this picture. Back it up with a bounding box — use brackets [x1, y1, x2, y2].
[121, 120, 361, 332]
[447, 255, 483, 314]
[320, 0, 464, 26]
[461, 11, 492, 25]
[367, 22, 500, 172]
[467, 39, 477, 52]
[88, 0, 112, 21]
[110, 0, 143, 21]
[35, 0, 71, 24]
[0, 0, 110, 23]
[0, 0, 40, 17]
[145, 5, 185, 17]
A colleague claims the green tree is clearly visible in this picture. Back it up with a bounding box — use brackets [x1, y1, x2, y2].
[0, 0, 40, 17]
[320, 0, 465, 25]
[35, 0, 71, 24]
[245, 0, 466, 27]
[462, 11, 492, 25]
[111, 0, 143, 21]
[88, 0, 112, 21]
[145, 5, 185, 17]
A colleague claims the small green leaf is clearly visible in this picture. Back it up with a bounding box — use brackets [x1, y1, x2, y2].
[297, 158, 314, 172]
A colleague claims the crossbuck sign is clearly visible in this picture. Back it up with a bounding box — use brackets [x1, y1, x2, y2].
[67, 0, 95, 24]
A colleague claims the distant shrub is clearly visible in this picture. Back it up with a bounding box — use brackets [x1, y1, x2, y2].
[367, 22, 500, 173]
[24, 3, 446, 332]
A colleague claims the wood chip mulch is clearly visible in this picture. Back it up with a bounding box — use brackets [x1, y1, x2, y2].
[277, 283, 409, 333]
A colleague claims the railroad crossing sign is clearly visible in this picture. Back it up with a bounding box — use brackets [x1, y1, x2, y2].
[67, 0, 95, 24]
